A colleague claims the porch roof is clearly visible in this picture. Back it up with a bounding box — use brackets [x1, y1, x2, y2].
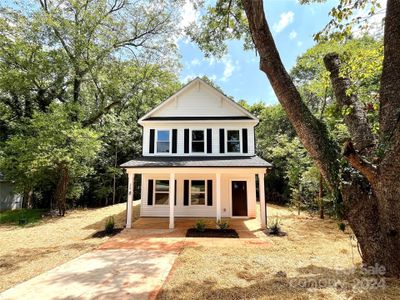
[120, 155, 272, 169]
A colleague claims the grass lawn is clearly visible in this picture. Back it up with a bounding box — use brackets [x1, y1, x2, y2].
[0, 201, 140, 292]
[158, 205, 400, 300]
[0, 209, 47, 225]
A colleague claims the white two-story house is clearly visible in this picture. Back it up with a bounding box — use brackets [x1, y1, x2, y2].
[121, 77, 272, 229]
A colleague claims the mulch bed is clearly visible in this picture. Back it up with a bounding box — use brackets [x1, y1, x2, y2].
[92, 228, 123, 238]
[186, 228, 239, 238]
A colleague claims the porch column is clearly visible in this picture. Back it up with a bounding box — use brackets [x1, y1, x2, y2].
[258, 173, 266, 229]
[126, 172, 134, 229]
[169, 173, 175, 229]
[216, 173, 221, 222]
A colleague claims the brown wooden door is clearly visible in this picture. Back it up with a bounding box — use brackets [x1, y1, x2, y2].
[232, 181, 248, 216]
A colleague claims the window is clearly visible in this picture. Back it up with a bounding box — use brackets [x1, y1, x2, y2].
[191, 180, 206, 205]
[192, 130, 205, 153]
[157, 130, 170, 153]
[154, 180, 169, 205]
[227, 130, 240, 153]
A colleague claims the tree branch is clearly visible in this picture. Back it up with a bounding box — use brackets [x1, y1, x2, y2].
[242, 0, 341, 192]
[379, 0, 400, 141]
[324, 53, 376, 154]
[343, 140, 378, 187]
[82, 100, 121, 127]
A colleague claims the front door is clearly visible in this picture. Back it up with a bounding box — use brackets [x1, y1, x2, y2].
[232, 181, 248, 217]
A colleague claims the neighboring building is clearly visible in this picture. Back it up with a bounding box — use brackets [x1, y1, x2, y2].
[0, 173, 22, 211]
[121, 78, 272, 229]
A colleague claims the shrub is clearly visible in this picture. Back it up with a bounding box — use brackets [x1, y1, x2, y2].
[268, 216, 282, 235]
[194, 219, 207, 232]
[216, 220, 229, 230]
[105, 216, 115, 234]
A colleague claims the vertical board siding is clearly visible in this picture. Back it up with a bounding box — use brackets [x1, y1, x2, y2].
[207, 128, 212, 153]
[147, 179, 154, 205]
[207, 180, 213, 206]
[149, 129, 155, 154]
[219, 128, 225, 153]
[183, 180, 189, 206]
[172, 129, 178, 153]
[184, 129, 189, 153]
[242, 128, 248, 153]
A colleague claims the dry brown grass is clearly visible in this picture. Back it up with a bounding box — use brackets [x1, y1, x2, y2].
[0, 201, 140, 292]
[158, 204, 400, 300]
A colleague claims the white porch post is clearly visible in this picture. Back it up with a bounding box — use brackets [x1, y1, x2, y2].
[169, 173, 175, 229]
[258, 173, 266, 229]
[216, 173, 221, 222]
[126, 172, 134, 229]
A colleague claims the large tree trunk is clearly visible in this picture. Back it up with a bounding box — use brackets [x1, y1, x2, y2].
[55, 163, 69, 216]
[242, 0, 400, 276]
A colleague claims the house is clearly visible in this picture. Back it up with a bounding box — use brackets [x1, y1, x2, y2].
[0, 173, 22, 211]
[120, 78, 272, 229]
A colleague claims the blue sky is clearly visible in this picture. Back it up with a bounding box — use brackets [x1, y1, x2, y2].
[178, 0, 337, 105]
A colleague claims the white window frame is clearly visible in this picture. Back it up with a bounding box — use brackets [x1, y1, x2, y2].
[189, 179, 207, 206]
[153, 179, 169, 206]
[225, 129, 242, 153]
[190, 129, 206, 154]
[156, 129, 171, 154]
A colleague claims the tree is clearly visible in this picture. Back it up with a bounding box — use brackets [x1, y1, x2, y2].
[0, 104, 101, 215]
[0, 0, 182, 210]
[189, 0, 400, 275]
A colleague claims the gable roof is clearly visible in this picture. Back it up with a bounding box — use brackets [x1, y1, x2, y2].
[138, 77, 258, 124]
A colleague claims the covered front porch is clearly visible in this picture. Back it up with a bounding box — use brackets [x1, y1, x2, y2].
[121, 156, 272, 230]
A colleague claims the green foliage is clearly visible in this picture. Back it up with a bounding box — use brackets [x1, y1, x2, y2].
[194, 219, 207, 232]
[0, 209, 46, 226]
[216, 220, 230, 230]
[0, 103, 101, 203]
[105, 216, 115, 234]
[268, 216, 282, 236]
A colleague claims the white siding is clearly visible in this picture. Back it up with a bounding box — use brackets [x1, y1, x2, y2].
[151, 82, 248, 117]
[142, 122, 256, 156]
[140, 173, 256, 218]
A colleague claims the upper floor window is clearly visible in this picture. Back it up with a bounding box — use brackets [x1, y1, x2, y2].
[157, 130, 170, 153]
[192, 130, 205, 153]
[154, 180, 169, 205]
[191, 180, 206, 205]
[227, 130, 240, 153]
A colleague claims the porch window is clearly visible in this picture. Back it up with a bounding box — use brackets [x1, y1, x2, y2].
[227, 130, 240, 153]
[154, 180, 169, 205]
[157, 130, 170, 153]
[191, 180, 206, 205]
[191, 130, 205, 153]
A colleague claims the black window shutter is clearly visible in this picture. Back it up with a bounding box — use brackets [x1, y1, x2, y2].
[242, 128, 248, 153]
[184, 180, 189, 206]
[184, 129, 190, 153]
[207, 129, 212, 153]
[207, 180, 213, 206]
[219, 129, 225, 153]
[149, 129, 155, 154]
[174, 180, 177, 206]
[147, 179, 154, 205]
[172, 129, 177, 153]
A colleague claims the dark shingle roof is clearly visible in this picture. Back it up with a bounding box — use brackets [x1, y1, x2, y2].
[120, 156, 272, 168]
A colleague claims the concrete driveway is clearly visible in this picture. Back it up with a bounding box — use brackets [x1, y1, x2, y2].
[0, 248, 178, 300]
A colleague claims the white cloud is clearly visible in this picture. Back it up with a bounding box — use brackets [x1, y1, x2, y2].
[191, 58, 201, 66]
[289, 30, 297, 40]
[273, 11, 294, 33]
[353, 0, 386, 38]
[221, 56, 235, 82]
[182, 74, 196, 83]
[179, 1, 199, 29]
